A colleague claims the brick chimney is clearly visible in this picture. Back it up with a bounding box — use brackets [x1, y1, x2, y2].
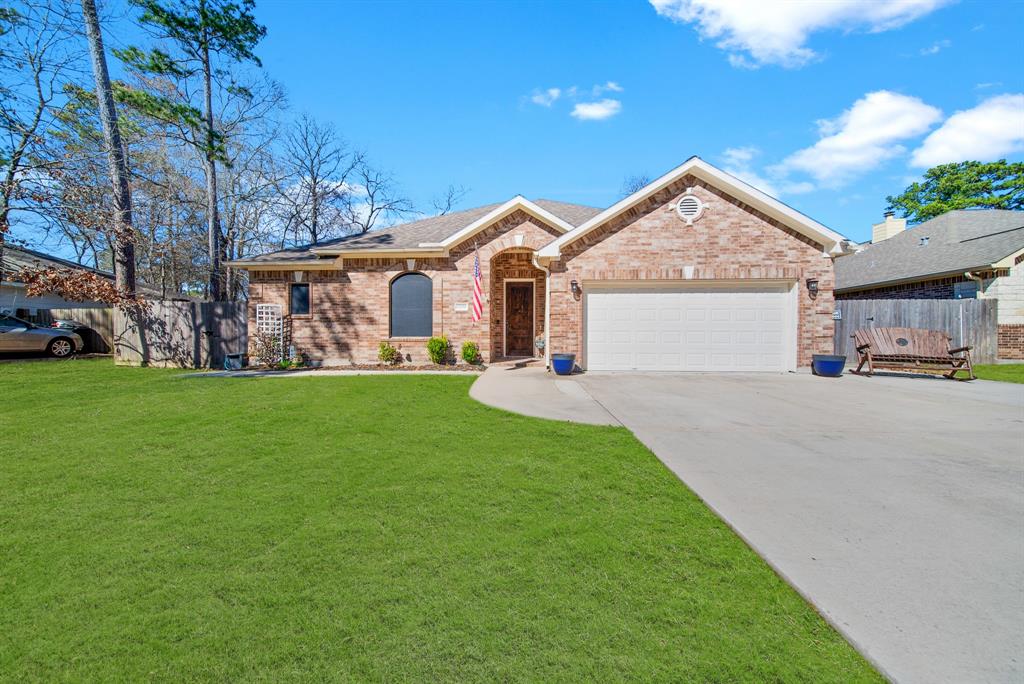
[872, 210, 907, 243]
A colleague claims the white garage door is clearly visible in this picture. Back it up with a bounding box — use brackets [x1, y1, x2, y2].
[585, 285, 795, 372]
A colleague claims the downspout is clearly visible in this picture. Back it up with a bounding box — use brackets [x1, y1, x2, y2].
[532, 252, 551, 369]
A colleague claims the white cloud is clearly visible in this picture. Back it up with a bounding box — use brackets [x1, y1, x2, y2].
[649, 0, 951, 68]
[720, 146, 815, 197]
[773, 90, 942, 186]
[910, 94, 1024, 167]
[919, 39, 950, 55]
[571, 99, 622, 121]
[720, 146, 778, 195]
[530, 87, 561, 107]
[593, 80, 623, 95]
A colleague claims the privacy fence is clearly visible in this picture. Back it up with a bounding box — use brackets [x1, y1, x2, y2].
[833, 298, 998, 364]
[30, 301, 247, 368]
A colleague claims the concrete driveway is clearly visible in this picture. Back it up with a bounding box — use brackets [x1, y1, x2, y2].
[576, 372, 1024, 684]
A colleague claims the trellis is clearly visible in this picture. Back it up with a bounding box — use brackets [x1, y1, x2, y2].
[255, 303, 284, 363]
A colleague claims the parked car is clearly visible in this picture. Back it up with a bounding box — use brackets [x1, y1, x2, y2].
[0, 314, 83, 357]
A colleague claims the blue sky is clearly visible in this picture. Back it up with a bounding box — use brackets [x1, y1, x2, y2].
[241, 0, 1023, 242]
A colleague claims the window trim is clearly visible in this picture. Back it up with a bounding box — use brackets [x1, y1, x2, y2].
[389, 271, 433, 338]
[289, 282, 311, 317]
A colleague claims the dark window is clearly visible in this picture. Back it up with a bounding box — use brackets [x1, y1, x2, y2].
[290, 283, 310, 315]
[390, 273, 432, 337]
[953, 281, 977, 299]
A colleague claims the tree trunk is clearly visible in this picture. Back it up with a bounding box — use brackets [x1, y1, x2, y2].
[200, 17, 223, 300]
[81, 0, 136, 294]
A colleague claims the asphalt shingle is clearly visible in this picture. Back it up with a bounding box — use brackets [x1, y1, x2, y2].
[834, 210, 1024, 292]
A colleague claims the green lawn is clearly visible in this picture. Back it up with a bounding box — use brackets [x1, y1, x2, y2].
[0, 360, 878, 682]
[974, 364, 1024, 383]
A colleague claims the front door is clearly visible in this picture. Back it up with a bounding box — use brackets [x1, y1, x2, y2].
[505, 281, 534, 357]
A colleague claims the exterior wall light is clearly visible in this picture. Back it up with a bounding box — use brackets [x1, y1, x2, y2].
[570, 280, 582, 299]
[806, 278, 819, 298]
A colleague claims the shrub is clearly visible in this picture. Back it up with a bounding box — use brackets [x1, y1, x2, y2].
[378, 340, 400, 365]
[461, 341, 481, 364]
[426, 336, 449, 365]
[251, 330, 282, 367]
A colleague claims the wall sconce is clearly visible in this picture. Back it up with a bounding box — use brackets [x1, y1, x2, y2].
[570, 280, 582, 300]
[806, 278, 819, 299]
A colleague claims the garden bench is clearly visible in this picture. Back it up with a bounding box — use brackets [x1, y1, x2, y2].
[851, 327, 975, 380]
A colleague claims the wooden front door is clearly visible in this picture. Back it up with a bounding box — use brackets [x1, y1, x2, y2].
[505, 281, 534, 356]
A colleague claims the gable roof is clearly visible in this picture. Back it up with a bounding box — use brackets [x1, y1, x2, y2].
[230, 197, 601, 266]
[537, 156, 849, 259]
[834, 210, 1024, 292]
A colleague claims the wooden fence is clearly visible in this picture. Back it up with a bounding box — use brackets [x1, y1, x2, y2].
[28, 301, 247, 367]
[31, 307, 115, 353]
[833, 298, 998, 364]
[114, 301, 248, 368]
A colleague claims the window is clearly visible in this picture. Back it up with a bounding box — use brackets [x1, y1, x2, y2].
[390, 272, 432, 337]
[290, 283, 310, 315]
[953, 281, 978, 299]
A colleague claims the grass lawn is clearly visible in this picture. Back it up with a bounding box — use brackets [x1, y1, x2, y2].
[0, 360, 878, 682]
[974, 364, 1024, 383]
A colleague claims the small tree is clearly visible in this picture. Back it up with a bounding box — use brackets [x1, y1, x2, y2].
[887, 160, 1024, 224]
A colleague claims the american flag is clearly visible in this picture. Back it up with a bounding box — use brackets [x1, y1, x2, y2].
[471, 247, 483, 322]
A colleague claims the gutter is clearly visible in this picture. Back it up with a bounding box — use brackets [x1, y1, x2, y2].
[532, 252, 551, 370]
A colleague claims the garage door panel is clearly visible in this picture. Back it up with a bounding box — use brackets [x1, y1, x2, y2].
[586, 286, 793, 372]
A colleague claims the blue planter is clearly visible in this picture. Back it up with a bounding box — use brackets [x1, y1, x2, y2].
[551, 353, 576, 376]
[812, 354, 847, 377]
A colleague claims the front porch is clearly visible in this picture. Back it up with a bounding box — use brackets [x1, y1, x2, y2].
[487, 249, 546, 361]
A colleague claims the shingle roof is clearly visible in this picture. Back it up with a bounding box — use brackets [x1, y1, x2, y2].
[237, 198, 603, 264]
[834, 210, 1024, 292]
[2, 244, 114, 280]
[1, 244, 174, 298]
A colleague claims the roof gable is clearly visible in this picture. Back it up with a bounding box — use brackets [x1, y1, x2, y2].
[537, 157, 848, 259]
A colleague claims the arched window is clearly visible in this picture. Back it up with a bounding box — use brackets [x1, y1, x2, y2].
[390, 272, 432, 337]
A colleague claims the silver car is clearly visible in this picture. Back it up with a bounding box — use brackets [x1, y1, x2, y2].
[0, 314, 83, 357]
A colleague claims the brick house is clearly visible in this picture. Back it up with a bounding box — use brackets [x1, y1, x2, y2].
[834, 210, 1024, 359]
[229, 157, 850, 371]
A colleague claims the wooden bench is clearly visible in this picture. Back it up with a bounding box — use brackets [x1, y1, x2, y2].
[851, 327, 975, 380]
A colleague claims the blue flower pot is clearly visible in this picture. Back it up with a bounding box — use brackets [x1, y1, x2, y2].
[551, 353, 576, 376]
[812, 354, 847, 377]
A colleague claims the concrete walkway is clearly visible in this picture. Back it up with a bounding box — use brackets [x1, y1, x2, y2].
[469, 364, 619, 425]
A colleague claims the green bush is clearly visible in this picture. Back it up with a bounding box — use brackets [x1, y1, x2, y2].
[378, 340, 400, 365]
[461, 341, 481, 364]
[426, 336, 449, 365]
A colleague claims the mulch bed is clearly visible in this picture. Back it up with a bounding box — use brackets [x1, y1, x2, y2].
[253, 363, 485, 373]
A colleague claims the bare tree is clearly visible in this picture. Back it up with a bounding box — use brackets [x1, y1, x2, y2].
[431, 183, 468, 216]
[278, 114, 356, 245]
[81, 0, 135, 293]
[620, 173, 651, 197]
[343, 157, 415, 234]
[0, 0, 82, 279]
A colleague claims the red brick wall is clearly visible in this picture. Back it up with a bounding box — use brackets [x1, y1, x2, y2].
[246, 211, 558, 365]
[547, 176, 835, 368]
[836, 271, 1003, 300]
[998, 324, 1024, 360]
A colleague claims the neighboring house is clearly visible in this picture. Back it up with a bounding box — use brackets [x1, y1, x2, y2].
[0, 244, 174, 317]
[1, 244, 114, 315]
[229, 156, 850, 371]
[834, 210, 1024, 359]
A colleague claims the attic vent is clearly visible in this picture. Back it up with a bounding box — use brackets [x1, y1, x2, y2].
[919, 236, 930, 246]
[675, 190, 705, 225]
